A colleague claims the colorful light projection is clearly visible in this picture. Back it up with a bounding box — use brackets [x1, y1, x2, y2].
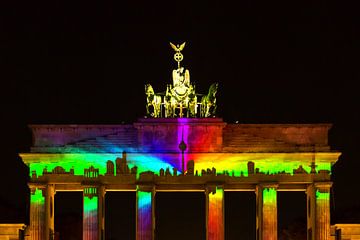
[30, 189, 45, 240]
[192, 153, 332, 177]
[83, 190, 98, 240]
[26, 152, 332, 180]
[24, 121, 333, 179]
[177, 118, 190, 173]
[137, 190, 153, 240]
[262, 188, 277, 240]
[27, 153, 175, 178]
[207, 187, 224, 240]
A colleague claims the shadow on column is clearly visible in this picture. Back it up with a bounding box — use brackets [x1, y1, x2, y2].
[155, 192, 205, 240]
[278, 192, 306, 240]
[225, 191, 256, 240]
[55, 192, 83, 240]
[105, 192, 136, 240]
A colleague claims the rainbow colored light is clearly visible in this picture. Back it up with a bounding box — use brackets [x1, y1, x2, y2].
[27, 152, 332, 179]
[83, 196, 98, 240]
[24, 122, 334, 180]
[137, 190, 153, 240]
[208, 187, 224, 240]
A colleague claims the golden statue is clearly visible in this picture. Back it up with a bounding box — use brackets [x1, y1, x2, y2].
[144, 41, 218, 118]
[170, 42, 186, 68]
[171, 67, 190, 100]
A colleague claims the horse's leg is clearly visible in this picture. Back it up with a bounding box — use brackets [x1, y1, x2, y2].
[146, 102, 150, 116]
[201, 99, 206, 117]
[155, 101, 160, 118]
[212, 103, 217, 116]
[205, 103, 210, 117]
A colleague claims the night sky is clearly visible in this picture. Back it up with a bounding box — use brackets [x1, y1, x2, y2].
[1, 0, 360, 239]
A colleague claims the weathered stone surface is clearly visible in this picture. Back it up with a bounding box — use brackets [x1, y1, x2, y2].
[29, 120, 332, 153]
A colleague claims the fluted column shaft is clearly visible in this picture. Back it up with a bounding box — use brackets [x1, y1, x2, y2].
[98, 186, 105, 240]
[206, 186, 224, 240]
[45, 185, 55, 240]
[256, 184, 278, 240]
[83, 187, 99, 240]
[30, 186, 46, 240]
[307, 182, 332, 240]
[136, 185, 155, 240]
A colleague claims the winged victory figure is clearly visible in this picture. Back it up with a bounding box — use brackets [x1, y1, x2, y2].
[170, 42, 186, 52]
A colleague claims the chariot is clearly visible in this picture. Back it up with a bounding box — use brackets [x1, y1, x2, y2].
[145, 42, 218, 118]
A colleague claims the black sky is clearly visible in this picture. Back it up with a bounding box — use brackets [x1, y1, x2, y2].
[1, 0, 360, 235]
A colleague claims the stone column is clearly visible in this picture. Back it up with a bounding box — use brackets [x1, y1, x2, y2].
[29, 185, 46, 240]
[136, 185, 155, 240]
[98, 186, 106, 240]
[206, 185, 224, 240]
[83, 187, 99, 240]
[256, 184, 278, 240]
[307, 182, 332, 240]
[45, 184, 55, 240]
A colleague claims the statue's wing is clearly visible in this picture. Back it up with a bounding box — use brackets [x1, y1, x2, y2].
[179, 42, 186, 51]
[170, 42, 178, 51]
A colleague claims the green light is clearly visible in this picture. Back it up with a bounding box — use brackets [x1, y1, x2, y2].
[84, 196, 98, 213]
[316, 190, 330, 200]
[263, 188, 277, 204]
[138, 191, 152, 209]
[30, 189, 44, 204]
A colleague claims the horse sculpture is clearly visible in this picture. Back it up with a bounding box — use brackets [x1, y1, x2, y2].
[187, 84, 197, 117]
[164, 84, 174, 118]
[145, 84, 162, 118]
[201, 83, 218, 118]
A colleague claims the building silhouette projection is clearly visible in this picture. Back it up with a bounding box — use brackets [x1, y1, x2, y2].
[18, 43, 342, 240]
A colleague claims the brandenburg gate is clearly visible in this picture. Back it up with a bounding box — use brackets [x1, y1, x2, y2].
[20, 43, 340, 240]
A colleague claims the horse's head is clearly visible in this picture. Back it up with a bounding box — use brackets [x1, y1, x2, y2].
[209, 83, 218, 97]
[145, 84, 154, 96]
[188, 84, 196, 98]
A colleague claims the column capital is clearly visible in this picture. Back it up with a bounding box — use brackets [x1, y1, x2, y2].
[28, 183, 47, 190]
[137, 184, 155, 193]
[314, 182, 332, 190]
[98, 185, 106, 195]
[257, 183, 279, 190]
[83, 186, 98, 199]
[205, 184, 224, 194]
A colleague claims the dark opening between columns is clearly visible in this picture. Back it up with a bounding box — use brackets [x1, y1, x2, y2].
[105, 191, 136, 240]
[278, 191, 307, 240]
[55, 192, 83, 240]
[155, 192, 205, 240]
[225, 191, 256, 240]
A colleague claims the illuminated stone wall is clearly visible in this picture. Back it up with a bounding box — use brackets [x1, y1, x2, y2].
[20, 119, 340, 240]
